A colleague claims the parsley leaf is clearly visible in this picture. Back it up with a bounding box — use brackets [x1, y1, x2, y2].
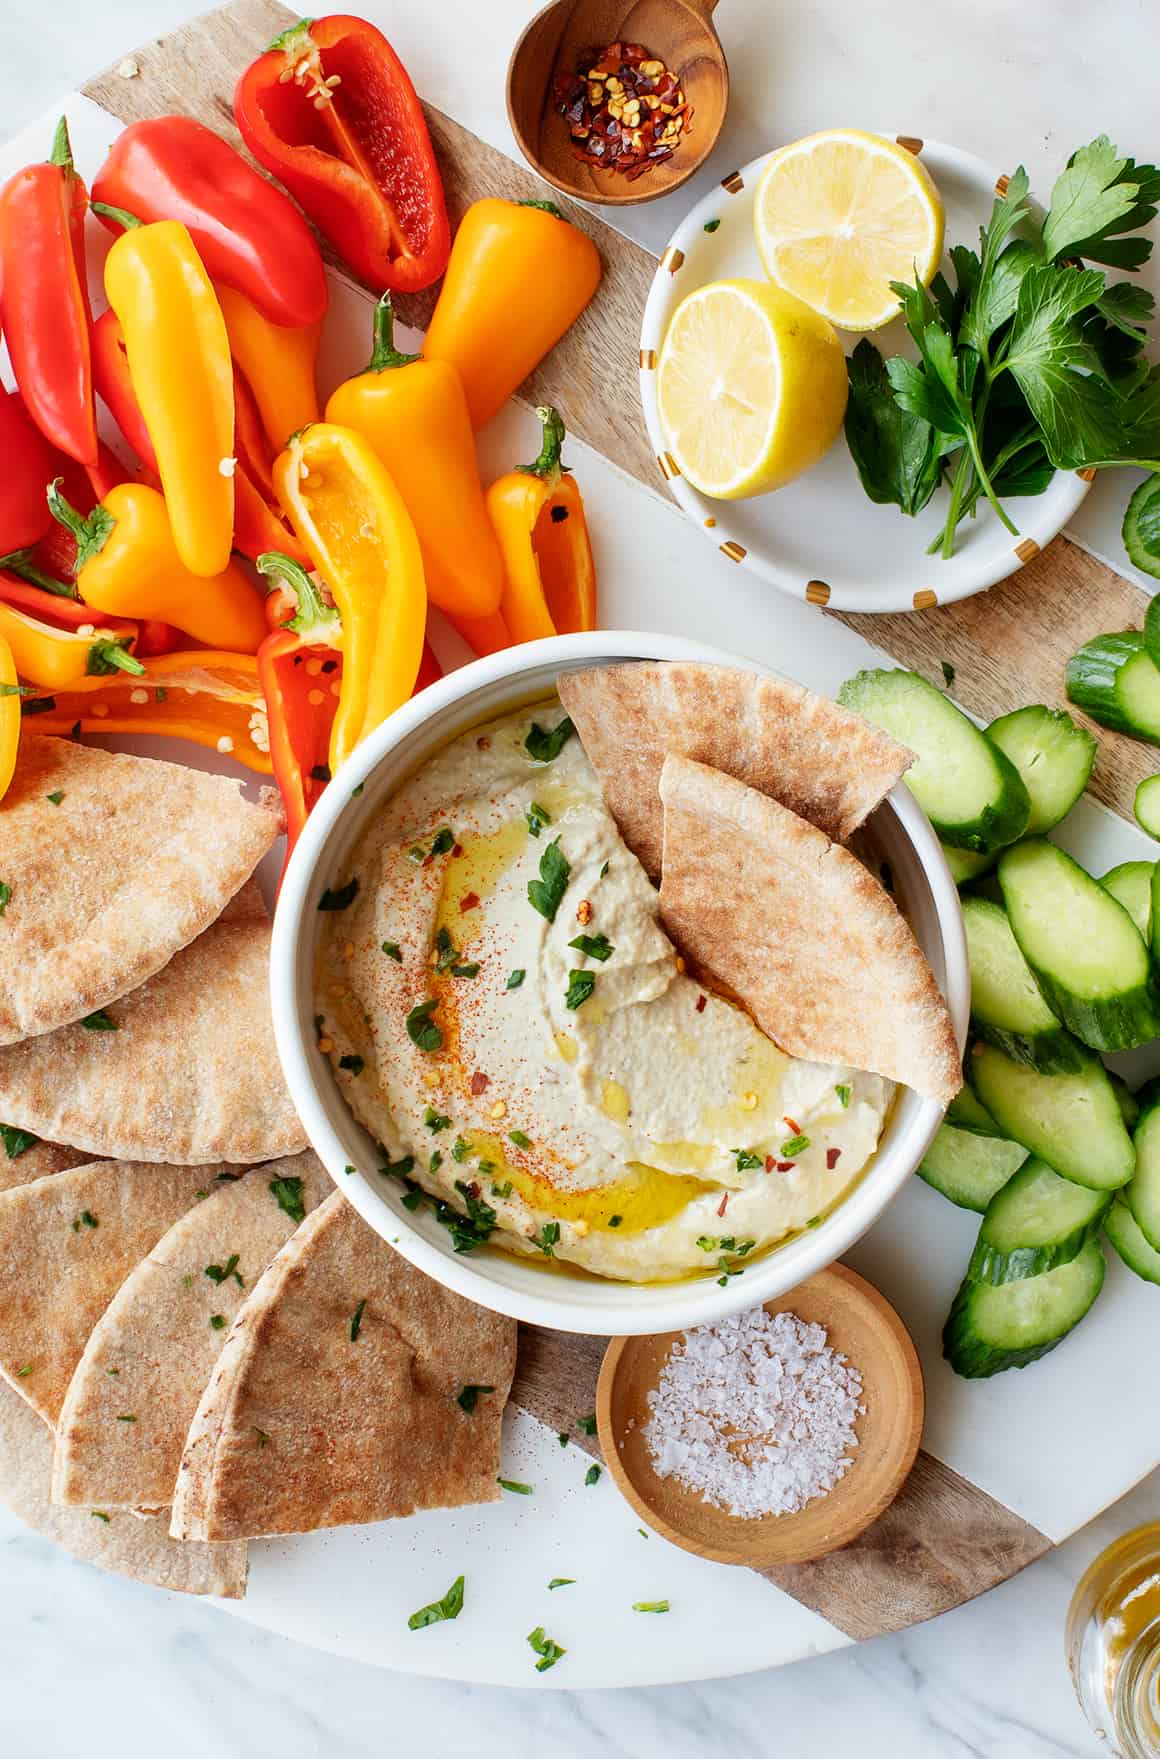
[526, 801, 552, 838]
[428, 827, 455, 857]
[548, 1577, 575, 1589]
[564, 970, 596, 1010]
[350, 1298, 366, 1341]
[424, 1106, 451, 1133]
[318, 877, 358, 911]
[0, 1124, 37, 1159]
[781, 1133, 811, 1156]
[506, 968, 526, 990]
[406, 997, 443, 1052]
[844, 337, 945, 516]
[1042, 137, 1160, 269]
[457, 1384, 493, 1414]
[381, 939, 402, 961]
[533, 1221, 560, 1256]
[527, 1626, 565, 1672]
[269, 1176, 306, 1223]
[204, 1254, 243, 1288]
[408, 1574, 465, 1631]
[498, 1477, 534, 1495]
[733, 1149, 763, 1172]
[432, 1180, 497, 1253]
[0, 882, 9, 916]
[584, 1463, 601, 1487]
[576, 1413, 597, 1435]
[835, 1083, 851, 1108]
[524, 717, 575, 763]
[568, 932, 614, 962]
[528, 837, 571, 922]
[81, 1009, 117, 1031]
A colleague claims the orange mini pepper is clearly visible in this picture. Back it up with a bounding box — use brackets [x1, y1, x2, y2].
[422, 199, 602, 430]
[216, 282, 321, 454]
[273, 423, 426, 770]
[485, 407, 597, 644]
[0, 596, 142, 690]
[325, 294, 503, 619]
[0, 630, 19, 804]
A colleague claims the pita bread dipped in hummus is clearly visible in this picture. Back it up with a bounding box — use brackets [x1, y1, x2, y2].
[315, 692, 895, 1284]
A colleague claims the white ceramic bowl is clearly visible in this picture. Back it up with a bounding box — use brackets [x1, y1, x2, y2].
[271, 632, 970, 1336]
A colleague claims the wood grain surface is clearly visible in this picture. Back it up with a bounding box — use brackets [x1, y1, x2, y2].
[81, 0, 1108, 1641]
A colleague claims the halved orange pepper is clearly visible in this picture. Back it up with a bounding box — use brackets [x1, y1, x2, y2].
[447, 607, 512, 659]
[0, 630, 19, 804]
[325, 294, 503, 619]
[0, 597, 142, 689]
[216, 282, 320, 453]
[273, 423, 426, 770]
[485, 407, 597, 644]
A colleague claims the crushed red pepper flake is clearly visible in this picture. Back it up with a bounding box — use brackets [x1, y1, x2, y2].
[554, 40, 693, 181]
[695, 994, 707, 1013]
[470, 1071, 490, 1096]
[783, 1116, 801, 1135]
[776, 1160, 795, 1172]
[826, 1147, 842, 1170]
[460, 891, 481, 913]
[764, 1154, 775, 1173]
[716, 1192, 729, 1218]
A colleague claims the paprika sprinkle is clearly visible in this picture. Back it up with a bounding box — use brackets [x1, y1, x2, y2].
[553, 42, 692, 181]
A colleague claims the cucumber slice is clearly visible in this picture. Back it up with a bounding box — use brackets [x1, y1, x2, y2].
[838, 669, 1031, 853]
[942, 843, 996, 886]
[998, 838, 1160, 1052]
[1145, 581, 1160, 659]
[1135, 775, 1160, 841]
[986, 706, 1096, 835]
[947, 1083, 1002, 1136]
[1101, 860, 1154, 942]
[918, 1123, 1028, 1211]
[942, 1239, 1105, 1377]
[1066, 632, 1160, 743]
[962, 896, 1083, 1072]
[968, 1157, 1109, 1284]
[1125, 477, 1160, 584]
[1126, 1097, 1160, 1251]
[968, 1042, 1135, 1190]
[1104, 1198, 1160, 1284]
[1110, 1072, 1141, 1132]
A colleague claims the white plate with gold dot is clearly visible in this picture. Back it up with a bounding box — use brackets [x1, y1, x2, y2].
[637, 136, 1094, 614]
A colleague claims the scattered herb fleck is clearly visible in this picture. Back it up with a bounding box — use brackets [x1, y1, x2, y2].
[91, 1510, 110, 1523]
[457, 1384, 494, 1414]
[406, 997, 443, 1052]
[381, 939, 402, 961]
[452, 962, 480, 979]
[498, 1477, 533, 1495]
[564, 969, 596, 1010]
[424, 1106, 452, 1133]
[432, 1181, 497, 1253]
[568, 932, 614, 962]
[209, 1314, 226, 1330]
[429, 826, 456, 857]
[45, 790, 64, 805]
[633, 1600, 670, 1613]
[524, 716, 575, 763]
[506, 968, 526, 991]
[835, 1083, 851, 1108]
[269, 1175, 306, 1223]
[116, 1414, 136, 1423]
[339, 1053, 365, 1075]
[253, 1428, 270, 1448]
[0, 882, 9, 916]
[451, 1136, 471, 1163]
[528, 837, 571, 921]
[527, 1626, 566, 1672]
[429, 1150, 443, 1173]
[204, 1254, 243, 1288]
[509, 1129, 532, 1149]
[608, 1214, 622, 1228]
[548, 1578, 575, 1590]
[0, 1124, 38, 1159]
[14, 1364, 31, 1378]
[533, 1221, 561, 1257]
[318, 877, 359, 911]
[941, 660, 956, 687]
[526, 801, 552, 838]
[576, 1413, 597, 1436]
[781, 1134, 811, 1156]
[81, 1009, 117, 1031]
[408, 1574, 465, 1631]
[350, 1298, 366, 1341]
[584, 1463, 601, 1487]
[733, 1148, 763, 1172]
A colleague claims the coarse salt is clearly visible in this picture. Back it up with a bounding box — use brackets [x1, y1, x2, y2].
[643, 1308, 864, 1519]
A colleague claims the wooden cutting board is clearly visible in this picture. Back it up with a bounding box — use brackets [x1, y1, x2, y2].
[81, 0, 1149, 1642]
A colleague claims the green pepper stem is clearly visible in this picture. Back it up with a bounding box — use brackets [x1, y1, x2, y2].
[256, 550, 340, 638]
[518, 199, 566, 220]
[46, 479, 116, 571]
[50, 117, 74, 173]
[91, 200, 143, 231]
[267, 17, 316, 53]
[86, 637, 146, 678]
[520, 406, 570, 483]
[0, 547, 78, 598]
[367, 293, 420, 373]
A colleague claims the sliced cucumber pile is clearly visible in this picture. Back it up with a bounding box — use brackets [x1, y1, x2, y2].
[968, 1042, 1135, 1191]
[1105, 1200, 1160, 1285]
[967, 1158, 1109, 1285]
[986, 705, 1096, 836]
[943, 1240, 1106, 1378]
[1111, 1071, 1141, 1132]
[838, 669, 1030, 853]
[946, 1083, 1002, 1136]
[1101, 860, 1154, 942]
[1066, 632, 1160, 743]
[998, 839, 1160, 1052]
[962, 896, 1083, 1072]
[942, 843, 996, 887]
[1124, 477, 1160, 584]
[917, 1123, 1027, 1212]
[1136, 775, 1160, 842]
[1125, 1089, 1160, 1252]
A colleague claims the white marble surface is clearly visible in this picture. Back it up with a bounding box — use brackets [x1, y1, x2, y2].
[3, 0, 1160, 1751]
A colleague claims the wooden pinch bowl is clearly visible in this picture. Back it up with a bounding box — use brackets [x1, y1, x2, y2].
[596, 1264, 924, 1568]
[506, 0, 728, 206]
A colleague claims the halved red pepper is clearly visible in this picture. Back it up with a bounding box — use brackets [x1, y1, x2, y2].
[0, 388, 55, 552]
[234, 15, 450, 294]
[0, 571, 136, 637]
[92, 115, 328, 328]
[0, 118, 97, 466]
[1, 438, 127, 595]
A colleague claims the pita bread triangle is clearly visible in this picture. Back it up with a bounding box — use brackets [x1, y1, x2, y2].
[658, 755, 961, 1106]
[0, 884, 306, 1164]
[0, 1379, 246, 1598]
[171, 1192, 517, 1542]
[54, 1152, 332, 1512]
[0, 734, 281, 1044]
[0, 1135, 91, 1194]
[0, 1158, 227, 1425]
[557, 661, 912, 879]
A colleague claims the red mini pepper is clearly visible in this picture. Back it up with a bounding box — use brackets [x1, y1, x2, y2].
[0, 389, 55, 553]
[92, 115, 328, 328]
[256, 551, 343, 858]
[0, 118, 97, 466]
[234, 15, 450, 294]
[0, 435, 127, 594]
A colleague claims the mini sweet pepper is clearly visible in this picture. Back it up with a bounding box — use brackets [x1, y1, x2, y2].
[485, 406, 597, 643]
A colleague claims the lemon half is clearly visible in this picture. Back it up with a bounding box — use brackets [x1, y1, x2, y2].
[754, 129, 945, 331]
[656, 278, 848, 500]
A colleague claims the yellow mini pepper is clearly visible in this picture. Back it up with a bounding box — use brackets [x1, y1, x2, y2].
[0, 631, 19, 805]
[0, 600, 142, 691]
[326, 294, 503, 620]
[98, 208, 235, 578]
[486, 407, 597, 644]
[273, 423, 426, 770]
[216, 282, 321, 453]
[48, 478, 267, 655]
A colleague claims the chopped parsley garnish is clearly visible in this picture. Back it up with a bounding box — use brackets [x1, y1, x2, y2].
[452, 962, 480, 979]
[633, 1600, 670, 1613]
[406, 997, 443, 1052]
[209, 1314, 226, 1330]
[343, 1165, 356, 1176]
[451, 1136, 471, 1163]
[72, 1210, 99, 1232]
[401, 1186, 424, 1212]
[432, 1180, 497, 1253]
[253, 1428, 270, 1448]
[835, 1084, 851, 1108]
[490, 1179, 513, 1200]
[90, 1510, 110, 1522]
[380, 1154, 416, 1180]
[339, 1054, 365, 1075]
[608, 1214, 622, 1228]
[598, 860, 610, 879]
[381, 939, 402, 961]
[564, 969, 596, 1011]
[568, 932, 614, 962]
[0, 1124, 37, 1159]
[524, 716, 575, 763]
[733, 1148, 763, 1172]
[558, 1432, 569, 1447]
[204, 1254, 243, 1287]
[317, 877, 359, 911]
[116, 1414, 136, 1423]
[433, 925, 459, 972]
[533, 1221, 561, 1256]
[81, 1009, 117, 1031]
[506, 968, 526, 990]
[351, 782, 364, 798]
[14, 1364, 31, 1378]
[941, 660, 956, 687]
[526, 801, 552, 838]
[781, 1134, 811, 1156]
[269, 1175, 306, 1223]
[527, 1626, 566, 1672]
[407, 845, 425, 863]
[497, 1477, 533, 1495]
[576, 1413, 597, 1436]
[528, 837, 571, 922]
[508, 1129, 532, 1149]
[696, 1236, 716, 1252]
[704, 216, 721, 232]
[429, 1150, 443, 1173]
[0, 882, 9, 916]
[45, 790, 64, 806]
[424, 1106, 451, 1133]
[584, 1463, 601, 1487]
[548, 1578, 575, 1590]
[457, 1384, 494, 1414]
[428, 826, 456, 857]
[350, 1298, 366, 1341]
[408, 1574, 465, 1631]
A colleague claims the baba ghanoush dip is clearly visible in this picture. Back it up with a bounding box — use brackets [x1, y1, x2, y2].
[315, 696, 891, 1282]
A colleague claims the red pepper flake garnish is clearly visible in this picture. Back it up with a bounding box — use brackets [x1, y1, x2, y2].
[826, 1148, 842, 1170]
[460, 891, 481, 913]
[553, 41, 692, 180]
[716, 1192, 729, 1218]
[452, 843, 463, 858]
[764, 1155, 775, 1173]
[695, 994, 707, 1013]
[782, 1116, 801, 1136]
[470, 1071, 490, 1096]
[776, 1160, 795, 1173]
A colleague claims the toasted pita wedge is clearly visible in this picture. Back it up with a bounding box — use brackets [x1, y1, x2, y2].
[0, 1134, 91, 1193]
[54, 1152, 332, 1511]
[658, 756, 961, 1106]
[0, 1379, 246, 1597]
[0, 734, 281, 1045]
[558, 661, 912, 878]
[171, 1192, 516, 1542]
[0, 1160, 223, 1425]
[0, 884, 305, 1164]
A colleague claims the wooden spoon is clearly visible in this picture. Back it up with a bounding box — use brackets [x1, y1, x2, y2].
[506, 0, 728, 207]
[597, 1264, 924, 1568]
